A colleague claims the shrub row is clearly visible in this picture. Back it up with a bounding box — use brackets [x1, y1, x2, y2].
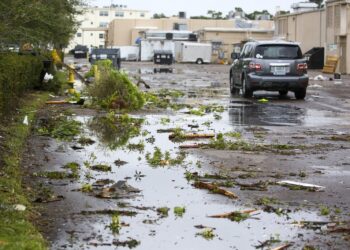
[0, 53, 44, 116]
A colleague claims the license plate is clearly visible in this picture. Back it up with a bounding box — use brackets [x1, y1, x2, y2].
[271, 66, 287, 75]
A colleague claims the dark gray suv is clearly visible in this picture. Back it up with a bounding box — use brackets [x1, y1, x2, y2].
[230, 40, 309, 99]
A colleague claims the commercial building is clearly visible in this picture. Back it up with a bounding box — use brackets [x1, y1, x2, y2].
[106, 18, 274, 61]
[275, 0, 350, 74]
[68, 5, 151, 50]
[197, 26, 274, 61]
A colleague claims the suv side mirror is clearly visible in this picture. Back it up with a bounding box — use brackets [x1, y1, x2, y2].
[231, 52, 240, 60]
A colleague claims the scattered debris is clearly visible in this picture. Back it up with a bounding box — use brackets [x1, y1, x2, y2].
[146, 147, 186, 166]
[194, 181, 238, 199]
[156, 128, 179, 133]
[314, 75, 326, 81]
[277, 180, 325, 192]
[114, 159, 128, 166]
[209, 210, 258, 222]
[196, 228, 216, 240]
[13, 204, 26, 211]
[157, 207, 170, 217]
[96, 181, 141, 199]
[81, 183, 93, 193]
[169, 132, 215, 142]
[23, 115, 29, 125]
[91, 164, 112, 172]
[112, 238, 140, 249]
[80, 210, 137, 216]
[174, 206, 186, 217]
[108, 214, 122, 234]
[92, 179, 115, 187]
[179, 144, 205, 149]
[258, 98, 269, 103]
[78, 136, 95, 145]
[34, 195, 64, 203]
[271, 243, 293, 250]
[237, 181, 268, 191]
[254, 235, 281, 249]
[35, 171, 77, 180]
[323, 134, 350, 142]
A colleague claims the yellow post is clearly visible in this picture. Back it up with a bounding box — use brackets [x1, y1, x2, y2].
[52, 49, 62, 65]
[93, 65, 100, 81]
[67, 64, 75, 94]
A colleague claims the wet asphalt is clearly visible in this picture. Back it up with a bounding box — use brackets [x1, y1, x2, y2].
[23, 61, 350, 250]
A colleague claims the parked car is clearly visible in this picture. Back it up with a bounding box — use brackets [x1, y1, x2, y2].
[229, 40, 309, 99]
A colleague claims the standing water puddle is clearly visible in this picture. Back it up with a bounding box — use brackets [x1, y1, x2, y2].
[42, 113, 326, 250]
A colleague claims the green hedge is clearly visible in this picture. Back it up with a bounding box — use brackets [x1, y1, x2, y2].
[0, 53, 43, 116]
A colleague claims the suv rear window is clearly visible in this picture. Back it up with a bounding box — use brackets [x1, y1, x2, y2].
[254, 45, 302, 59]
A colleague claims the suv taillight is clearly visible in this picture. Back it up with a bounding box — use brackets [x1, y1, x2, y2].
[297, 63, 308, 71]
[249, 62, 262, 71]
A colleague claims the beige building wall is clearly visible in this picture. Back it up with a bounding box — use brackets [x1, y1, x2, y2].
[107, 18, 274, 47]
[275, 9, 326, 53]
[198, 29, 274, 61]
[275, 0, 350, 74]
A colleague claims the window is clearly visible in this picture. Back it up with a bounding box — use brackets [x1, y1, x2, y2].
[115, 11, 124, 17]
[99, 22, 108, 28]
[77, 33, 82, 37]
[99, 33, 104, 39]
[99, 11, 109, 16]
[140, 12, 145, 17]
[243, 45, 253, 58]
[173, 23, 188, 31]
[254, 45, 302, 59]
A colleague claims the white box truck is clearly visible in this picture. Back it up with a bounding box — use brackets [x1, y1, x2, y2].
[177, 42, 212, 64]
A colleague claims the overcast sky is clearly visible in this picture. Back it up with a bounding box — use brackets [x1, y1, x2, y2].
[89, 0, 299, 16]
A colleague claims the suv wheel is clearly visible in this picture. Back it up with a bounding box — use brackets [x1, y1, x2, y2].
[230, 74, 239, 95]
[196, 58, 203, 65]
[242, 77, 253, 98]
[279, 90, 288, 96]
[294, 88, 306, 100]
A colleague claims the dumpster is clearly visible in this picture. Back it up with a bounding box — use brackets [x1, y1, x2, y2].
[153, 50, 173, 65]
[90, 48, 121, 69]
[73, 45, 88, 59]
[304, 47, 324, 69]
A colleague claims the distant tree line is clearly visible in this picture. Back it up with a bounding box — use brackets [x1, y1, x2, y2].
[0, 0, 83, 48]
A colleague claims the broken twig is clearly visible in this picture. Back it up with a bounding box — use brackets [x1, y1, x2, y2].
[194, 181, 238, 199]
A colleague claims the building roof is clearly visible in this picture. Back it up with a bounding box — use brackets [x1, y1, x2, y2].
[198, 27, 274, 33]
[247, 40, 301, 46]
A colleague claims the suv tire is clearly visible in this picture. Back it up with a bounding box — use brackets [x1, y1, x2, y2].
[230, 74, 239, 95]
[294, 88, 306, 100]
[279, 90, 288, 96]
[242, 77, 253, 98]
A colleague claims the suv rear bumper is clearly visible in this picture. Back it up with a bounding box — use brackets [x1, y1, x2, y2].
[247, 74, 309, 91]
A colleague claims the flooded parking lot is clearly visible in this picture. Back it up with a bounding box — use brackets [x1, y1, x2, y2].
[24, 62, 350, 249]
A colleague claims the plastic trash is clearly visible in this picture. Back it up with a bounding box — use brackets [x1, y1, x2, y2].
[258, 98, 269, 103]
[13, 204, 26, 211]
[314, 75, 326, 81]
[277, 180, 325, 192]
[43, 73, 54, 82]
[23, 116, 28, 125]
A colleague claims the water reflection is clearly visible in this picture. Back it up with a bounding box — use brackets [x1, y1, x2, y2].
[87, 115, 143, 150]
[229, 103, 304, 126]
